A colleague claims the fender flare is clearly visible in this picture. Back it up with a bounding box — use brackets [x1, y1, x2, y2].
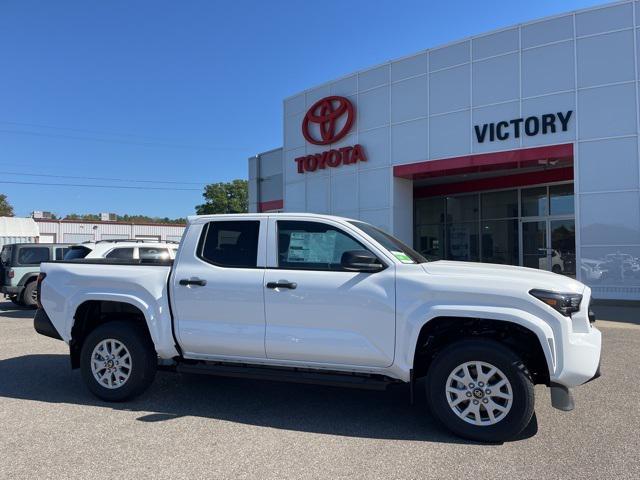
[404, 305, 557, 377]
[17, 272, 39, 286]
[67, 292, 162, 349]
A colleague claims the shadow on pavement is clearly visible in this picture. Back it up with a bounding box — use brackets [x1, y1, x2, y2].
[0, 301, 36, 319]
[0, 353, 538, 444]
[592, 301, 640, 326]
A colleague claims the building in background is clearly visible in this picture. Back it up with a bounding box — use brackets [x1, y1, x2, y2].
[248, 148, 284, 213]
[31, 211, 55, 220]
[34, 218, 185, 244]
[249, 0, 640, 301]
[0, 217, 39, 246]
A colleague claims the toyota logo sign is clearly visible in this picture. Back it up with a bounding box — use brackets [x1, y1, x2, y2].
[302, 96, 355, 145]
[296, 95, 366, 174]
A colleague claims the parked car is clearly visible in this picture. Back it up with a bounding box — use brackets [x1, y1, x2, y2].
[64, 239, 179, 262]
[1, 242, 72, 307]
[34, 213, 601, 442]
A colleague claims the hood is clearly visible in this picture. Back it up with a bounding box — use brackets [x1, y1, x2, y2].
[421, 260, 585, 294]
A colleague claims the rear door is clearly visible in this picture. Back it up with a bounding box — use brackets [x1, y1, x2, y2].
[263, 218, 396, 367]
[171, 218, 267, 359]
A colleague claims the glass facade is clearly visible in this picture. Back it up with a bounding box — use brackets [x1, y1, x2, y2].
[414, 182, 575, 277]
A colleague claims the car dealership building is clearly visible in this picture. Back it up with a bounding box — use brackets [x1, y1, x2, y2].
[249, 0, 640, 300]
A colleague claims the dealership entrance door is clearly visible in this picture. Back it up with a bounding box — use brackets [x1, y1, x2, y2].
[413, 182, 576, 277]
[394, 144, 576, 277]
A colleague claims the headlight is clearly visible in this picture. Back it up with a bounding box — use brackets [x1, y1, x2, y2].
[529, 289, 582, 316]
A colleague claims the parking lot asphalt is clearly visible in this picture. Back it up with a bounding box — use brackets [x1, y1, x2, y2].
[0, 301, 639, 480]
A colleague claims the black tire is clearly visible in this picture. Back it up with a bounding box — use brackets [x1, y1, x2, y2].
[552, 264, 562, 274]
[10, 296, 24, 306]
[22, 282, 37, 308]
[80, 321, 157, 402]
[426, 339, 535, 442]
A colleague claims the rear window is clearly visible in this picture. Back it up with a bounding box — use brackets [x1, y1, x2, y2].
[1, 246, 11, 266]
[55, 247, 70, 260]
[199, 221, 260, 268]
[105, 248, 134, 260]
[17, 247, 50, 265]
[139, 247, 170, 261]
[64, 246, 92, 260]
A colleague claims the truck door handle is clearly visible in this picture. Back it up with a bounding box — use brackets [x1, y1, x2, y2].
[266, 281, 297, 290]
[179, 278, 207, 287]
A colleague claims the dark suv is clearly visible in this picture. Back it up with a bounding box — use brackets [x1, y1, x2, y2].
[1, 243, 72, 307]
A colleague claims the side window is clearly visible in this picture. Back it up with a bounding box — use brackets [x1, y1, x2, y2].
[55, 248, 69, 260]
[17, 247, 50, 265]
[277, 220, 370, 271]
[199, 221, 260, 268]
[139, 247, 170, 261]
[105, 248, 134, 260]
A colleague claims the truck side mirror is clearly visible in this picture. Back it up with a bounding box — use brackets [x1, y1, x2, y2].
[341, 250, 384, 272]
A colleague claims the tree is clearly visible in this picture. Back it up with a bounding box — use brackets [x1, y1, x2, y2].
[196, 179, 248, 215]
[63, 213, 186, 224]
[0, 194, 14, 217]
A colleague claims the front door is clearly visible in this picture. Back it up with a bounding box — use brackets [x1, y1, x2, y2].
[171, 219, 267, 359]
[263, 219, 396, 368]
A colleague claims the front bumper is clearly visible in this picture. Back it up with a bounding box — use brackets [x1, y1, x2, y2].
[34, 308, 62, 340]
[552, 325, 602, 387]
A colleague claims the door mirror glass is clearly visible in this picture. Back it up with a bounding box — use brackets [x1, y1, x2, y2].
[341, 250, 384, 272]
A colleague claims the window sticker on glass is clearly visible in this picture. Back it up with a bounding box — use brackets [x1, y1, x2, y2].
[391, 250, 415, 264]
[287, 231, 337, 263]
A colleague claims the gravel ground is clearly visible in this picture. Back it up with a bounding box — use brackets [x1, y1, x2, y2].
[0, 301, 638, 479]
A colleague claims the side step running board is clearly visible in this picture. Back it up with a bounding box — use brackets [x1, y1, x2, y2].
[172, 362, 400, 391]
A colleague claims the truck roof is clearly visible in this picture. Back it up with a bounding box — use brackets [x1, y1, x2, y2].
[187, 212, 356, 224]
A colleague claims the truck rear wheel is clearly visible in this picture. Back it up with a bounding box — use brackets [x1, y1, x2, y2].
[80, 321, 157, 402]
[426, 339, 535, 442]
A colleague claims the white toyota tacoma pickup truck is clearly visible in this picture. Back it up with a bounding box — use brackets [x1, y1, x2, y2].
[34, 213, 601, 442]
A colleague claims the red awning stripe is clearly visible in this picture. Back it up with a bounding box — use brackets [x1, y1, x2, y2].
[394, 144, 574, 179]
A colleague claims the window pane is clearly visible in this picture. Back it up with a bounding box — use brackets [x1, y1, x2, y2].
[64, 246, 91, 260]
[415, 197, 445, 224]
[278, 221, 368, 270]
[446, 194, 479, 223]
[415, 224, 444, 261]
[55, 248, 69, 260]
[200, 221, 260, 268]
[481, 220, 519, 265]
[521, 186, 548, 217]
[0, 246, 11, 265]
[351, 221, 425, 263]
[551, 219, 576, 277]
[550, 184, 574, 216]
[522, 221, 546, 270]
[447, 222, 479, 262]
[139, 247, 170, 261]
[17, 247, 50, 265]
[481, 190, 518, 219]
[106, 248, 134, 260]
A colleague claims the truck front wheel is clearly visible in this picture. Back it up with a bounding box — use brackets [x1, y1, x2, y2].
[426, 339, 535, 442]
[80, 321, 157, 402]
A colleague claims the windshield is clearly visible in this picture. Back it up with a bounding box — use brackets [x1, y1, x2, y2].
[349, 221, 427, 264]
[64, 246, 92, 260]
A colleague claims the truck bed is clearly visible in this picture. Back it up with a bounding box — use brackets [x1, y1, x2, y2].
[39, 260, 179, 358]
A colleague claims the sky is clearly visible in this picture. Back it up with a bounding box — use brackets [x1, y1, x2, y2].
[0, 0, 606, 218]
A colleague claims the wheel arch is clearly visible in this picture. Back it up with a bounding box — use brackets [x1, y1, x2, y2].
[17, 272, 39, 286]
[409, 311, 554, 386]
[69, 299, 155, 369]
